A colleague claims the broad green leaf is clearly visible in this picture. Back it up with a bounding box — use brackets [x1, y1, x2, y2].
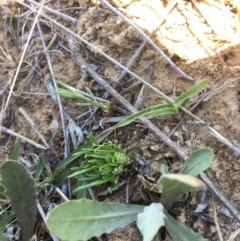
[9, 140, 20, 161]
[179, 148, 214, 176]
[174, 80, 208, 106]
[114, 103, 177, 129]
[165, 213, 207, 241]
[160, 174, 206, 209]
[0, 161, 37, 241]
[160, 164, 168, 175]
[137, 203, 165, 241]
[47, 199, 144, 241]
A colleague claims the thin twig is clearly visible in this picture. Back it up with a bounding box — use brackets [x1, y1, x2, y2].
[117, 39, 147, 85]
[210, 199, 224, 241]
[36, 200, 59, 241]
[1, 126, 47, 150]
[35, 15, 69, 156]
[55, 187, 70, 202]
[25, 0, 78, 24]
[19, 107, 49, 148]
[117, 0, 177, 84]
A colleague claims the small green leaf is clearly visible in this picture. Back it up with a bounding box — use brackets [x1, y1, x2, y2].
[87, 132, 99, 145]
[47, 199, 144, 241]
[137, 203, 165, 241]
[165, 213, 207, 241]
[179, 148, 214, 176]
[160, 164, 168, 175]
[174, 80, 208, 107]
[9, 140, 20, 161]
[35, 156, 46, 180]
[0, 161, 37, 241]
[160, 174, 206, 209]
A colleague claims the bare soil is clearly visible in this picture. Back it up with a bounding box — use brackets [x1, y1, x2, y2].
[0, 0, 240, 240]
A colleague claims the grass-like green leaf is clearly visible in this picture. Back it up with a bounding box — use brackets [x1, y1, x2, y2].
[55, 142, 93, 172]
[160, 174, 206, 209]
[56, 81, 89, 101]
[52, 159, 79, 187]
[9, 140, 20, 161]
[179, 148, 214, 176]
[47, 199, 144, 241]
[174, 79, 208, 106]
[114, 103, 178, 129]
[0, 213, 15, 230]
[137, 203, 165, 241]
[165, 213, 207, 241]
[0, 231, 9, 241]
[0, 161, 37, 241]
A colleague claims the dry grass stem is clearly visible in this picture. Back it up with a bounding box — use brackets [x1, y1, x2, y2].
[25, 0, 78, 24]
[19, 107, 49, 148]
[1, 126, 47, 150]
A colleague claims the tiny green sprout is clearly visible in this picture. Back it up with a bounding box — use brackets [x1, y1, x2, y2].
[68, 134, 130, 192]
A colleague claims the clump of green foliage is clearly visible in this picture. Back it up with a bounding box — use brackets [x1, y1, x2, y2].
[47, 148, 214, 241]
[68, 133, 130, 192]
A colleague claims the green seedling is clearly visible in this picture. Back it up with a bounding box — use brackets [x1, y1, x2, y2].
[47, 148, 214, 241]
[68, 133, 130, 192]
[114, 79, 208, 129]
[56, 81, 112, 114]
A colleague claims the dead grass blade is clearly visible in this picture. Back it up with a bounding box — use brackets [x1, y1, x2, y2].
[26, 0, 78, 24]
[19, 107, 49, 148]
[1, 126, 47, 150]
[210, 199, 223, 241]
